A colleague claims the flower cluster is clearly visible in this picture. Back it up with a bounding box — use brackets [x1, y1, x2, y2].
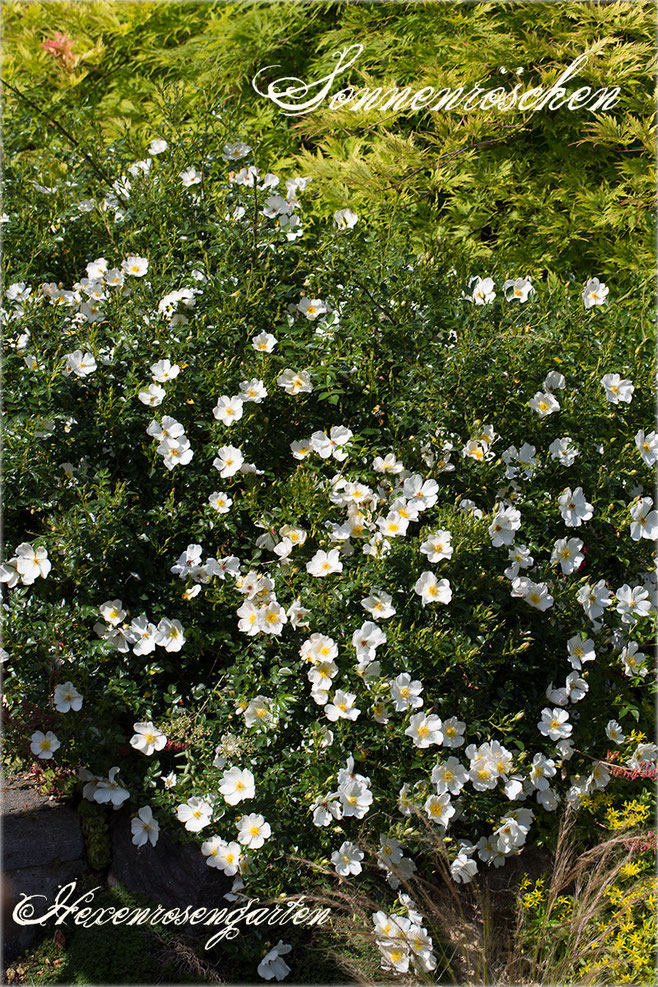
[312, 756, 373, 829]
[94, 600, 186, 654]
[147, 414, 193, 469]
[372, 898, 438, 976]
[80, 766, 130, 808]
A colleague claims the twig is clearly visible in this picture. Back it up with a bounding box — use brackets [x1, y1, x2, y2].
[1, 76, 125, 200]
[350, 275, 397, 324]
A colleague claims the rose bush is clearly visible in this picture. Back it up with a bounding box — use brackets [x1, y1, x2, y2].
[2, 109, 655, 977]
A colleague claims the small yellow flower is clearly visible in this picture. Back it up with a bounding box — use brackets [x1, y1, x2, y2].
[619, 862, 641, 879]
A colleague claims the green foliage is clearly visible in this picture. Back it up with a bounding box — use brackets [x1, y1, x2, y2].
[2, 103, 655, 911]
[78, 800, 112, 870]
[1, 11, 655, 980]
[3, 1, 654, 276]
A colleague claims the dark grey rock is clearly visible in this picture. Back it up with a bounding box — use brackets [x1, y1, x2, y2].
[4, 805, 85, 871]
[1, 775, 232, 966]
[3, 774, 63, 816]
[4, 860, 87, 956]
[2, 775, 86, 963]
[108, 810, 232, 912]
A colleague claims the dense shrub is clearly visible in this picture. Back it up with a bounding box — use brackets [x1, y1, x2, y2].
[3, 112, 655, 923]
[2, 6, 655, 977]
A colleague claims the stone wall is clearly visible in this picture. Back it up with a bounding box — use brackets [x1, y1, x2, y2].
[2, 773, 232, 967]
[3, 775, 86, 964]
